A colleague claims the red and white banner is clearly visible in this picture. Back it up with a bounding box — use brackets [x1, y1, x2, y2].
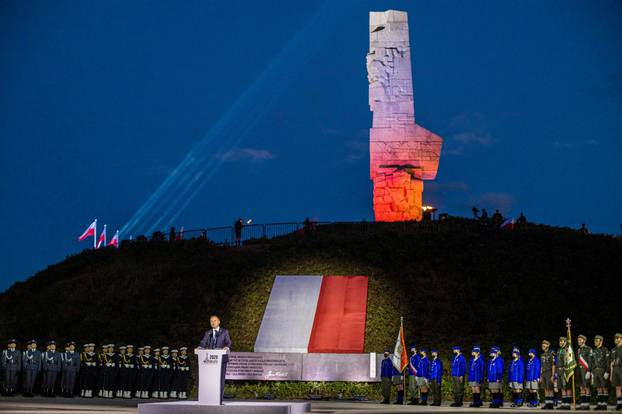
[391, 320, 408, 372]
[97, 225, 107, 248]
[78, 219, 97, 241]
[501, 218, 515, 230]
[108, 230, 119, 248]
[254, 275, 368, 353]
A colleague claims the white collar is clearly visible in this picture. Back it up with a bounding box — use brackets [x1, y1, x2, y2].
[212, 327, 220, 332]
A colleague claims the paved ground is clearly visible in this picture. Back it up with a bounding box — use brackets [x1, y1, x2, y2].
[0, 397, 617, 413]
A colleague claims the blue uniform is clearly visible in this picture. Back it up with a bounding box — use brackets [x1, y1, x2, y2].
[508, 358, 524, 383]
[22, 349, 42, 395]
[487, 356, 504, 382]
[381, 357, 394, 378]
[525, 356, 540, 381]
[1, 348, 22, 395]
[451, 354, 466, 376]
[430, 357, 443, 383]
[42, 350, 62, 396]
[417, 356, 430, 379]
[61, 351, 80, 396]
[468, 356, 485, 384]
[408, 354, 420, 376]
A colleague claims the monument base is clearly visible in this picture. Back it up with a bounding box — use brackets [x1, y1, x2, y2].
[138, 400, 310, 414]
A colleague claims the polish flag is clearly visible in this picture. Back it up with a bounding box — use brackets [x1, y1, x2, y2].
[176, 226, 184, 240]
[501, 218, 515, 230]
[108, 230, 119, 248]
[254, 275, 368, 353]
[78, 219, 97, 241]
[97, 225, 107, 248]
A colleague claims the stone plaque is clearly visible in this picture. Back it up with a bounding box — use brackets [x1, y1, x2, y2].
[225, 352, 303, 381]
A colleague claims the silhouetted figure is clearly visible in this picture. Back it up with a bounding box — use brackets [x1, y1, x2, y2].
[516, 212, 527, 227]
[234, 218, 243, 246]
[492, 209, 503, 227]
[579, 223, 589, 235]
[169, 227, 176, 242]
[471, 206, 480, 219]
[479, 209, 488, 226]
[303, 217, 317, 234]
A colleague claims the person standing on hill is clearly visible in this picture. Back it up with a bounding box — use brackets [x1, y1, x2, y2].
[429, 349, 443, 406]
[450, 345, 466, 407]
[234, 219, 243, 246]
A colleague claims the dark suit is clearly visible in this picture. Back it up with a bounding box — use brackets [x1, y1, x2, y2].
[199, 327, 231, 404]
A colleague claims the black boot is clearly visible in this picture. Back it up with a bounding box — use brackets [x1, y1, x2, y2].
[408, 397, 419, 405]
[394, 390, 404, 404]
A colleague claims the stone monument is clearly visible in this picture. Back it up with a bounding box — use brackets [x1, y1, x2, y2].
[367, 10, 443, 221]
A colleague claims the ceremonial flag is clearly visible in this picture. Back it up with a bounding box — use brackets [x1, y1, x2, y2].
[108, 230, 119, 248]
[564, 318, 577, 382]
[391, 317, 408, 372]
[501, 218, 515, 230]
[78, 219, 97, 248]
[97, 225, 107, 249]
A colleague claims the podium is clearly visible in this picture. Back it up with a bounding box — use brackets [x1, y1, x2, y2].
[194, 348, 228, 405]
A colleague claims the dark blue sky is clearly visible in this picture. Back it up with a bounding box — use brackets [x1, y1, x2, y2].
[1, 0, 621, 291]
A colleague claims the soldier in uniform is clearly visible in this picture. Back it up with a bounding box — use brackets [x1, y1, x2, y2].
[525, 348, 541, 407]
[80, 343, 97, 398]
[429, 349, 442, 406]
[42, 340, 61, 397]
[486, 346, 504, 408]
[137, 345, 154, 399]
[416, 348, 430, 405]
[407, 345, 420, 404]
[60, 341, 80, 397]
[134, 347, 144, 398]
[576, 334, 593, 410]
[151, 348, 161, 398]
[391, 357, 404, 405]
[557, 336, 573, 410]
[468, 346, 484, 407]
[96, 344, 107, 397]
[1, 339, 22, 396]
[591, 335, 610, 410]
[115, 345, 127, 398]
[380, 349, 393, 404]
[611, 333, 622, 411]
[450, 345, 466, 407]
[508, 348, 525, 407]
[102, 344, 119, 398]
[176, 347, 190, 399]
[123, 345, 137, 399]
[22, 339, 42, 397]
[540, 339, 556, 409]
[157, 346, 173, 399]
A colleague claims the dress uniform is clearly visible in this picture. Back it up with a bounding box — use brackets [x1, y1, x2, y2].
[157, 347, 173, 399]
[576, 334, 593, 410]
[525, 348, 541, 407]
[508, 348, 525, 407]
[97, 344, 107, 397]
[101, 344, 118, 398]
[557, 336, 573, 410]
[416, 349, 430, 405]
[137, 345, 154, 399]
[119, 345, 137, 399]
[60, 341, 80, 397]
[151, 348, 161, 398]
[42, 341, 61, 396]
[450, 345, 466, 407]
[80, 343, 97, 398]
[116, 346, 128, 398]
[468, 346, 484, 407]
[591, 335, 611, 411]
[1, 339, 22, 396]
[22, 340, 41, 397]
[540, 339, 556, 409]
[487, 346, 504, 408]
[134, 347, 144, 398]
[173, 347, 190, 399]
[611, 333, 622, 411]
[429, 349, 443, 406]
[407, 346, 420, 404]
[380, 349, 393, 404]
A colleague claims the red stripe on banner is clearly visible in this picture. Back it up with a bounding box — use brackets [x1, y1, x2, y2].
[307, 275, 368, 353]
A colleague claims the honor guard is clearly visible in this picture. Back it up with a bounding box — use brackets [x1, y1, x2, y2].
[97, 344, 107, 397]
[450, 345, 466, 407]
[557, 336, 573, 410]
[611, 333, 622, 411]
[468, 346, 484, 407]
[134, 347, 144, 398]
[157, 346, 173, 399]
[487, 346, 504, 408]
[174, 347, 190, 399]
[42, 340, 61, 397]
[101, 344, 118, 398]
[80, 343, 97, 398]
[407, 345, 420, 405]
[115, 346, 127, 398]
[416, 348, 430, 405]
[429, 349, 443, 406]
[151, 348, 161, 398]
[170, 349, 179, 399]
[122, 345, 137, 399]
[540, 339, 556, 409]
[525, 348, 541, 407]
[508, 348, 525, 407]
[576, 334, 593, 410]
[22, 340, 41, 397]
[60, 341, 80, 397]
[591, 335, 610, 410]
[137, 345, 154, 399]
[380, 349, 393, 404]
[1, 339, 22, 396]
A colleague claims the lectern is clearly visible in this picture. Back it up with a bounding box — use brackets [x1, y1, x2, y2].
[194, 348, 228, 405]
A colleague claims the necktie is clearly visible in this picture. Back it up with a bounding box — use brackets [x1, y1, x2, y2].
[210, 330, 217, 348]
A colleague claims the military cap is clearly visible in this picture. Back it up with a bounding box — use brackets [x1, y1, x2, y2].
[126, 344, 134, 348]
[491, 346, 500, 353]
[594, 335, 604, 341]
[615, 333, 622, 339]
[66, 341, 76, 346]
[472, 346, 481, 353]
[577, 334, 587, 341]
[383, 348, 390, 353]
[108, 343, 115, 347]
[179, 347, 188, 351]
[162, 346, 169, 350]
[410, 344, 417, 350]
[88, 343, 96, 347]
[431, 349, 438, 354]
[26, 339, 37, 345]
[153, 348, 160, 352]
[47, 340, 56, 345]
[119, 345, 126, 350]
[452, 345, 461, 351]
[171, 349, 178, 353]
[7, 339, 17, 344]
[137, 347, 144, 351]
[83, 343, 89, 348]
[559, 336, 567, 342]
[512, 348, 521, 355]
[101, 344, 107, 348]
[420, 348, 428, 353]
[542, 339, 551, 346]
[144, 345, 151, 349]
[528, 348, 536, 355]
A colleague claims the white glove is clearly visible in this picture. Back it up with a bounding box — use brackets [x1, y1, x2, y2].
[604, 372, 609, 380]
[585, 372, 591, 380]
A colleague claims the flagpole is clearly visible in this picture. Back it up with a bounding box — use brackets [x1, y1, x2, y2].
[401, 316, 406, 405]
[103, 224, 107, 247]
[93, 219, 97, 249]
[566, 317, 576, 409]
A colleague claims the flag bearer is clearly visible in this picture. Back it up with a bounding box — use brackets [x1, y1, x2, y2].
[611, 333, 622, 411]
[487, 346, 504, 408]
[468, 346, 484, 407]
[540, 339, 556, 409]
[450, 345, 466, 407]
[416, 348, 430, 405]
[61, 341, 80, 397]
[42, 340, 61, 397]
[508, 348, 525, 407]
[576, 334, 593, 410]
[557, 336, 573, 410]
[525, 348, 540, 407]
[1, 339, 21, 396]
[591, 335, 610, 411]
[22, 340, 41, 397]
[407, 345, 420, 404]
[429, 349, 443, 406]
[380, 349, 393, 404]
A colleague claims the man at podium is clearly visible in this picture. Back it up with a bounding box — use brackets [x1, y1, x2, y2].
[198, 315, 232, 399]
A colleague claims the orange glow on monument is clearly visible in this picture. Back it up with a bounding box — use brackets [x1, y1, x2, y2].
[367, 10, 443, 221]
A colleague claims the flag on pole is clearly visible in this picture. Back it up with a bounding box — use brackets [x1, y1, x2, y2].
[564, 318, 577, 382]
[97, 225, 107, 249]
[78, 219, 97, 241]
[176, 226, 184, 240]
[108, 230, 119, 248]
[501, 218, 515, 230]
[390, 317, 409, 372]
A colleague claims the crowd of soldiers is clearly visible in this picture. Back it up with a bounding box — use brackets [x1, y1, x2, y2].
[1, 340, 191, 399]
[381, 333, 622, 411]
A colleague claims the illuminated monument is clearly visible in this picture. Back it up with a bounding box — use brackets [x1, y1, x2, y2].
[367, 10, 443, 221]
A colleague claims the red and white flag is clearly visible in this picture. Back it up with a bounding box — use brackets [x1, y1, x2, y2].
[78, 219, 97, 242]
[176, 226, 184, 240]
[97, 225, 107, 248]
[108, 230, 119, 248]
[501, 218, 515, 230]
[391, 317, 409, 372]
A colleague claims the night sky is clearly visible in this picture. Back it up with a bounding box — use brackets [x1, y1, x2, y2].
[1, 0, 621, 291]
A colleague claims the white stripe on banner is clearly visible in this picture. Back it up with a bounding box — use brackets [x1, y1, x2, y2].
[254, 275, 323, 353]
